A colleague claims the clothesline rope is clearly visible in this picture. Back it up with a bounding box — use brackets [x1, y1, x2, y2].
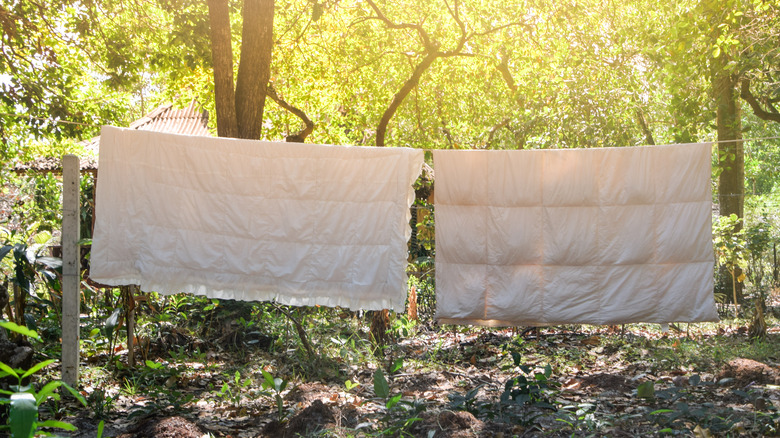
[2, 112, 779, 148]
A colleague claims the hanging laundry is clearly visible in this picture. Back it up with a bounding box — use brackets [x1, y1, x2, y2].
[434, 144, 718, 326]
[90, 127, 423, 312]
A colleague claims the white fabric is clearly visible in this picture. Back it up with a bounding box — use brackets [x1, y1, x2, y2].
[90, 126, 423, 311]
[434, 144, 718, 326]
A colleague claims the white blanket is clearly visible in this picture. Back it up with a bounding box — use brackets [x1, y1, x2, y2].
[90, 127, 423, 311]
[434, 144, 718, 326]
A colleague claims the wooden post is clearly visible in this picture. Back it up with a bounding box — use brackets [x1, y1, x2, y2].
[62, 154, 81, 386]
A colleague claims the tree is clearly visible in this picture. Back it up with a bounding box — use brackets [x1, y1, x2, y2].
[0, 0, 123, 155]
[207, 0, 274, 139]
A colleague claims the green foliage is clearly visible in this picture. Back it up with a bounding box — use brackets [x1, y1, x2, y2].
[1, 235, 62, 339]
[371, 367, 425, 435]
[0, 320, 41, 342]
[123, 360, 194, 419]
[713, 213, 748, 313]
[636, 380, 656, 400]
[260, 370, 288, 420]
[7, 393, 37, 438]
[500, 363, 558, 409]
[372, 369, 389, 400]
[218, 370, 252, 408]
[0, 323, 86, 438]
[447, 384, 489, 418]
[87, 389, 117, 420]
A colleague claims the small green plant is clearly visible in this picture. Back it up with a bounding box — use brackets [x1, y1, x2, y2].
[261, 370, 288, 420]
[120, 376, 139, 397]
[87, 388, 117, 420]
[344, 379, 360, 391]
[123, 360, 193, 419]
[372, 368, 425, 435]
[500, 363, 559, 409]
[389, 314, 415, 339]
[556, 402, 607, 434]
[102, 306, 123, 361]
[219, 370, 252, 407]
[448, 384, 494, 418]
[713, 214, 748, 316]
[0, 321, 87, 438]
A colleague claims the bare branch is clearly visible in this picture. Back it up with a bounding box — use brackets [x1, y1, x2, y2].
[741, 79, 780, 123]
[376, 53, 438, 146]
[364, 0, 432, 49]
[484, 117, 510, 148]
[496, 56, 517, 93]
[266, 83, 315, 143]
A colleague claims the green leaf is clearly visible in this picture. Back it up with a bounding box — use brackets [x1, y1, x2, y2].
[637, 381, 655, 399]
[32, 231, 52, 245]
[0, 245, 13, 261]
[373, 368, 389, 399]
[261, 370, 275, 389]
[34, 420, 77, 431]
[10, 392, 37, 438]
[274, 377, 287, 392]
[145, 360, 163, 369]
[97, 420, 105, 438]
[0, 361, 20, 380]
[35, 256, 62, 270]
[312, 2, 324, 21]
[60, 381, 87, 406]
[34, 381, 63, 405]
[345, 380, 360, 391]
[22, 359, 56, 379]
[386, 393, 402, 409]
[0, 320, 41, 341]
[103, 307, 122, 339]
[712, 45, 721, 58]
[390, 358, 403, 373]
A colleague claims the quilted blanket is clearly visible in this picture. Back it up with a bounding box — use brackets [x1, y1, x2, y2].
[90, 127, 423, 311]
[434, 144, 718, 326]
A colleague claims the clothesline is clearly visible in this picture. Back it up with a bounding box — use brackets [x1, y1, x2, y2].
[2, 112, 779, 148]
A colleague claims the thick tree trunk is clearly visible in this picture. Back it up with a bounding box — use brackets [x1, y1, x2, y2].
[235, 0, 274, 139]
[207, 0, 239, 138]
[376, 53, 437, 146]
[715, 74, 743, 220]
[712, 59, 744, 304]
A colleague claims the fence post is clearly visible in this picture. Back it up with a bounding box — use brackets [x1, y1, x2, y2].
[62, 154, 81, 386]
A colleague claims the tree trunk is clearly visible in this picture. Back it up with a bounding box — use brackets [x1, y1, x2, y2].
[714, 73, 743, 220]
[712, 58, 744, 304]
[235, 0, 274, 139]
[207, 0, 239, 138]
[369, 309, 390, 356]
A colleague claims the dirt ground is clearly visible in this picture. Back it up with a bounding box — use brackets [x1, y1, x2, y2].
[49, 322, 780, 438]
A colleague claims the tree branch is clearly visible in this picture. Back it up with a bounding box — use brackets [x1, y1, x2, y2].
[740, 79, 780, 123]
[376, 53, 438, 146]
[636, 109, 655, 145]
[266, 83, 314, 142]
[484, 117, 510, 148]
[364, 0, 432, 49]
[496, 56, 517, 93]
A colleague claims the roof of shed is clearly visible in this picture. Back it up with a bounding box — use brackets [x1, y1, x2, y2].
[12, 100, 210, 173]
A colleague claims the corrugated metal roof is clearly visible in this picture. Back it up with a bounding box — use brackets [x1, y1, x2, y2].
[12, 100, 210, 173]
[128, 100, 210, 136]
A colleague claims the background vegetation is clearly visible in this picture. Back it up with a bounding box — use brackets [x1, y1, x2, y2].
[1, 0, 780, 436]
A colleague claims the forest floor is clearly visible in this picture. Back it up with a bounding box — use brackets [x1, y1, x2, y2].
[34, 295, 780, 437]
